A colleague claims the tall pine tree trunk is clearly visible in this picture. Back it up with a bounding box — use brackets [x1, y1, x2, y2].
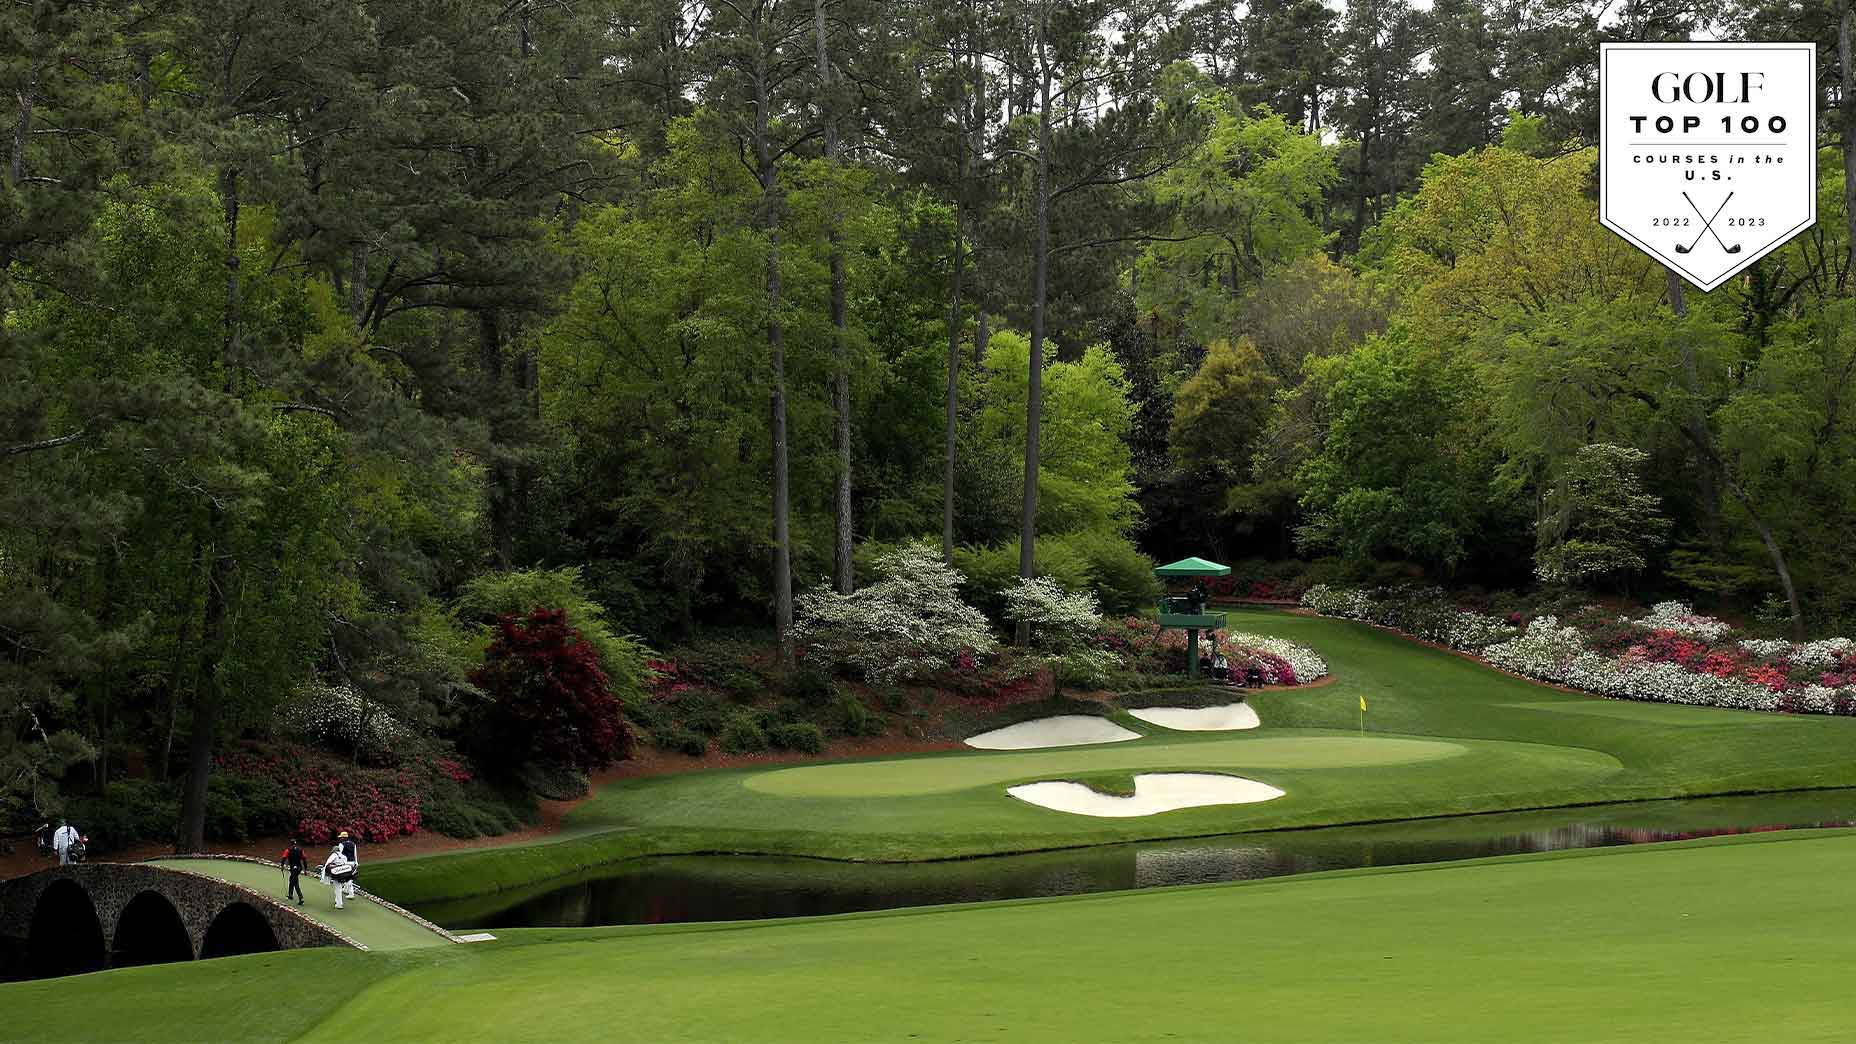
[756, 49, 795, 666]
[943, 31, 974, 567]
[944, 201, 964, 565]
[1018, 22, 1053, 646]
[179, 166, 242, 854]
[816, 0, 853, 594]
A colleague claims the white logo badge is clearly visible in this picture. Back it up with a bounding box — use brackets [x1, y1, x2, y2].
[1600, 43, 1815, 292]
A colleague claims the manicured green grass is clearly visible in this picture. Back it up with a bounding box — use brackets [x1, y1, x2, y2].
[745, 734, 1474, 795]
[16, 829, 1856, 1042]
[367, 610, 1856, 905]
[147, 859, 452, 951]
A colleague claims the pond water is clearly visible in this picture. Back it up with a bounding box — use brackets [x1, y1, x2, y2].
[421, 789, 1856, 931]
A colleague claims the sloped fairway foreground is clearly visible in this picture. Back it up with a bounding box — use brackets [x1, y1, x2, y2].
[13, 831, 1856, 1042]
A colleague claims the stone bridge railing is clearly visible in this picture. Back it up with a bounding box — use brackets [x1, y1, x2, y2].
[0, 862, 358, 980]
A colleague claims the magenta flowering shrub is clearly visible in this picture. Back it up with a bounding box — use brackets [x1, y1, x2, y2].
[219, 743, 424, 843]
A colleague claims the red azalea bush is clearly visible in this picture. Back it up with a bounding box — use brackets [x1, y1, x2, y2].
[219, 743, 424, 844]
[469, 608, 630, 773]
[645, 657, 696, 700]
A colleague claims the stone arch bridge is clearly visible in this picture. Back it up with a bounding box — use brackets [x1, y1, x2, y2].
[0, 861, 361, 980]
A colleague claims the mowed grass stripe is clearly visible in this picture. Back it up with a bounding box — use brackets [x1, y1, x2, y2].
[745, 734, 1473, 796]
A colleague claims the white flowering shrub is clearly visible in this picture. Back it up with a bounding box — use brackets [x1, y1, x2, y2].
[1788, 638, 1855, 672]
[1003, 577, 1103, 651]
[1482, 618, 1783, 712]
[793, 542, 998, 683]
[1738, 638, 1791, 660]
[1299, 587, 1856, 717]
[275, 683, 411, 756]
[1301, 584, 1371, 619]
[1627, 601, 1732, 641]
[1225, 632, 1329, 683]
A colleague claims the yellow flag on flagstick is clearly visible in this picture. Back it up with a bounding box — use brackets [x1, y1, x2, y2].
[1359, 695, 1367, 712]
[1358, 694, 1366, 735]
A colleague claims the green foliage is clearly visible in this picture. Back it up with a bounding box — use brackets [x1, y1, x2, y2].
[1138, 95, 1339, 344]
[203, 775, 294, 843]
[1052, 533, 1161, 615]
[977, 333, 1140, 537]
[453, 567, 653, 702]
[1295, 336, 1511, 569]
[660, 727, 709, 758]
[422, 784, 532, 841]
[768, 722, 826, 754]
[517, 761, 591, 803]
[718, 712, 769, 755]
[833, 692, 883, 738]
[783, 666, 839, 705]
[1170, 338, 1280, 484]
[65, 780, 178, 854]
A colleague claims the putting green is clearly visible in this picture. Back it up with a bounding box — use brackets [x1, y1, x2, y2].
[361, 609, 1856, 907]
[749, 735, 1471, 797]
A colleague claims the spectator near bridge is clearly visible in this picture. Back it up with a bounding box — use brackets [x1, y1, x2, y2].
[52, 821, 81, 866]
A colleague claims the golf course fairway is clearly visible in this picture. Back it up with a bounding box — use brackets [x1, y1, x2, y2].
[10, 829, 1856, 1042]
[363, 610, 1856, 906]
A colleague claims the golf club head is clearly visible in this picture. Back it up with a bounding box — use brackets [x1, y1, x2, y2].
[1725, 245, 1742, 254]
[1674, 244, 1693, 253]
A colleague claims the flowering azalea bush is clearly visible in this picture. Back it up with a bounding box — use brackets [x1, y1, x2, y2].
[219, 744, 424, 843]
[1303, 584, 1856, 718]
[795, 542, 999, 683]
[1624, 602, 1733, 642]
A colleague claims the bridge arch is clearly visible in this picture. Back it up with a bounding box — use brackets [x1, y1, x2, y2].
[26, 879, 107, 979]
[1, 861, 364, 981]
[111, 890, 193, 968]
[200, 901, 279, 960]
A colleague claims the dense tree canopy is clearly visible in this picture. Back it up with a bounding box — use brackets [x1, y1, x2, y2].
[9, 0, 1856, 840]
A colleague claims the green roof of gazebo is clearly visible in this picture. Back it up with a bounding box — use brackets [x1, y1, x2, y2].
[1153, 556, 1231, 578]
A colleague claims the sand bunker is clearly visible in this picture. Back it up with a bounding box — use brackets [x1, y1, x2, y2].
[1008, 773, 1285, 817]
[1127, 703, 1260, 732]
[964, 715, 1141, 750]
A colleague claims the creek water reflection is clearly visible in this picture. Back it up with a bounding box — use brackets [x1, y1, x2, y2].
[423, 790, 1856, 931]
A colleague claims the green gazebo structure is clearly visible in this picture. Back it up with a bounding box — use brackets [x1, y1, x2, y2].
[1154, 556, 1230, 679]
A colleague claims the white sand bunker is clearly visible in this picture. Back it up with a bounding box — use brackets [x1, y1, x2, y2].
[1127, 702, 1260, 732]
[964, 715, 1140, 750]
[1009, 773, 1285, 817]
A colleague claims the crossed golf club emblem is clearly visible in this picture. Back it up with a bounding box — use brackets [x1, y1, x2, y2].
[1674, 191, 1743, 256]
